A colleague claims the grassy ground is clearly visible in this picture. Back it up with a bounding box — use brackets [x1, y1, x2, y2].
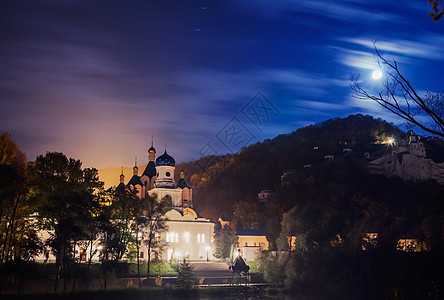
[31, 261, 176, 278]
[128, 261, 176, 276]
[245, 261, 258, 273]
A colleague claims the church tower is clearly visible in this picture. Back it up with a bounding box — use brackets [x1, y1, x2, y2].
[154, 148, 176, 188]
[141, 137, 157, 197]
[177, 170, 193, 208]
[149, 147, 184, 209]
[127, 159, 143, 199]
[116, 167, 126, 192]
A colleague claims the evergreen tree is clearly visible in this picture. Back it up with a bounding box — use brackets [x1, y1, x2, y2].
[213, 223, 237, 259]
[175, 258, 195, 288]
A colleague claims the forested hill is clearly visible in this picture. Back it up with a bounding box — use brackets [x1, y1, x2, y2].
[180, 114, 411, 222]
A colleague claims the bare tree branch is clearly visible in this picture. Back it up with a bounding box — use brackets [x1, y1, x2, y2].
[428, 0, 444, 21]
[350, 44, 444, 138]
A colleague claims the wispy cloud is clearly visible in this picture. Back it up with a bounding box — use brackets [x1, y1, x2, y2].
[235, 0, 404, 23]
[342, 37, 444, 60]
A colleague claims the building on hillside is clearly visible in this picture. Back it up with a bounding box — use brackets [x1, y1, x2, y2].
[368, 131, 444, 183]
[236, 228, 269, 261]
[396, 234, 427, 252]
[257, 189, 273, 203]
[361, 232, 426, 252]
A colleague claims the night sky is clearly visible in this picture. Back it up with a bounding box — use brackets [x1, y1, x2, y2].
[1, 0, 444, 169]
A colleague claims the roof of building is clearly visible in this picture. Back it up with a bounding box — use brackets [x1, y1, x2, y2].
[156, 150, 175, 167]
[142, 161, 156, 178]
[116, 182, 126, 192]
[127, 175, 143, 186]
[177, 178, 190, 189]
[236, 228, 267, 236]
[148, 145, 156, 154]
[230, 256, 250, 272]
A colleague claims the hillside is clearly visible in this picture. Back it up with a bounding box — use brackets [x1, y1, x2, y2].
[183, 114, 405, 220]
[99, 114, 444, 230]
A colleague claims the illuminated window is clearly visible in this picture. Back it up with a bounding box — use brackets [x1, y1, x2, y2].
[167, 232, 178, 243]
[183, 231, 190, 243]
[197, 233, 205, 243]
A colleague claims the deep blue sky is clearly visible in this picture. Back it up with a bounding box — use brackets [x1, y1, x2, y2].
[1, 0, 444, 168]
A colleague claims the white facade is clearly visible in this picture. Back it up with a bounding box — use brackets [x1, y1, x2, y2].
[162, 209, 214, 261]
[369, 133, 444, 183]
[149, 187, 183, 208]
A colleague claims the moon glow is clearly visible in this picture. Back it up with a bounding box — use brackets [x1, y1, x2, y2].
[372, 70, 382, 80]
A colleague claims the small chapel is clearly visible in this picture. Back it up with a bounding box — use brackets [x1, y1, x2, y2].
[119, 141, 215, 262]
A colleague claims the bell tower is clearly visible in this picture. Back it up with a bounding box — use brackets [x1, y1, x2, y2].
[154, 148, 176, 188]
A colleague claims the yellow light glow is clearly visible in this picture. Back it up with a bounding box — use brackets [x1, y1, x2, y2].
[386, 137, 395, 145]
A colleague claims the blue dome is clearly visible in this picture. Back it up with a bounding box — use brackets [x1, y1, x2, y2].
[156, 150, 175, 166]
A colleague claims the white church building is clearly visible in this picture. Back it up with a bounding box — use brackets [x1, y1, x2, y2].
[123, 142, 215, 261]
[36, 142, 215, 263]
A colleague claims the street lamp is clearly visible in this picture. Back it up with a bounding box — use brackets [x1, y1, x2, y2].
[205, 246, 211, 262]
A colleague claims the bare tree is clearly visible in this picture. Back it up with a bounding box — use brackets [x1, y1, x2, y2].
[351, 45, 444, 138]
[428, 0, 444, 21]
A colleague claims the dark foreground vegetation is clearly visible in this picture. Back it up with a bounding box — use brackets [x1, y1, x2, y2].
[258, 250, 444, 299]
[1, 286, 276, 300]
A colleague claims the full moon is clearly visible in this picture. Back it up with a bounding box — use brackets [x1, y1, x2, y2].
[372, 70, 382, 80]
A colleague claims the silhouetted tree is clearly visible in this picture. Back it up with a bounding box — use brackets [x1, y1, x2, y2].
[0, 132, 31, 265]
[103, 186, 139, 262]
[0, 133, 44, 295]
[143, 193, 169, 286]
[266, 216, 281, 251]
[28, 152, 103, 291]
